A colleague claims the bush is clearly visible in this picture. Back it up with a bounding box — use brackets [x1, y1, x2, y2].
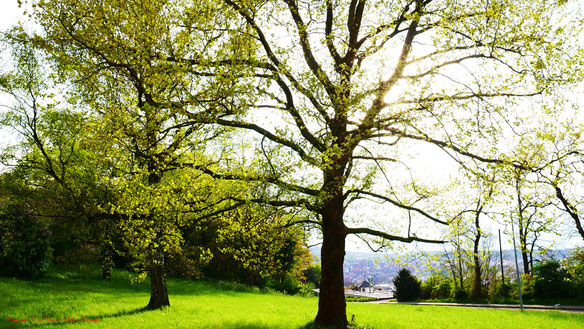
[0, 203, 52, 278]
[533, 260, 570, 299]
[516, 274, 535, 299]
[563, 248, 584, 300]
[452, 287, 468, 300]
[303, 263, 321, 288]
[393, 268, 421, 302]
[421, 274, 451, 299]
[297, 281, 316, 296]
[494, 282, 511, 298]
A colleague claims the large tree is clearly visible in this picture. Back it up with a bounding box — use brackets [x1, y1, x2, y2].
[26, 0, 255, 309]
[188, 1, 582, 327]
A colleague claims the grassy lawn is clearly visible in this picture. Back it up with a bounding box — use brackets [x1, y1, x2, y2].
[1, 266, 583, 329]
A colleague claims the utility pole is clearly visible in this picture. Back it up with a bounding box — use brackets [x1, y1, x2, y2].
[498, 229, 505, 288]
[511, 217, 524, 311]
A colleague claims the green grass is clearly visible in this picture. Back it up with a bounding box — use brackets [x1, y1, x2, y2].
[1, 266, 584, 329]
[345, 297, 379, 303]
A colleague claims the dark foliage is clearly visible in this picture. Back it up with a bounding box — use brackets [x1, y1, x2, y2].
[453, 288, 468, 300]
[0, 203, 53, 278]
[494, 282, 511, 298]
[393, 268, 421, 302]
[533, 260, 570, 298]
[303, 263, 321, 288]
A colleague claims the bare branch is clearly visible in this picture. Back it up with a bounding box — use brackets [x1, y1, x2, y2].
[345, 188, 448, 225]
[347, 226, 445, 244]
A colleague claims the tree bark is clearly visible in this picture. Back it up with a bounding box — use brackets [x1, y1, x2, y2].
[471, 211, 483, 299]
[471, 253, 482, 298]
[521, 248, 530, 275]
[145, 169, 170, 309]
[146, 247, 170, 309]
[315, 200, 348, 328]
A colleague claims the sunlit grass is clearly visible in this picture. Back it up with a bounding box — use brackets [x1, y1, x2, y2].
[1, 266, 583, 328]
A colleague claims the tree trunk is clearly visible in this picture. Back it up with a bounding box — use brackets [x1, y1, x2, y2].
[457, 251, 464, 290]
[471, 253, 482, 298]
[101, 224, 114, 280]
[146, 248, 170, 309]
[471, 212, 482, 299]
[101, 243, 113, 280]
[315, 197, 348, 328]
[521, 249, 530, 275]
[144, 169, 170, 309]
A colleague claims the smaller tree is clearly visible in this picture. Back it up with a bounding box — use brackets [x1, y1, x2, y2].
[393, 268, 421, 302]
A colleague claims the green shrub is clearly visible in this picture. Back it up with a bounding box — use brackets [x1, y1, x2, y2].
[511, 274, 535, 300]
[303, 263, 321, 288]
[563, 248, 584, 300]
[453, 287, 468, 300]
[393, 268, 421, 302]
[533, 260, 570, 299]
[494, 282, 511, 298]
[421, 274, 451, 299]
[0, 203, 52, 278]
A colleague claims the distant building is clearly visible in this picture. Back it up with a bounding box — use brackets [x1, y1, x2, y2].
[374, 283, 395, 294]
[357, 280, 372, 293]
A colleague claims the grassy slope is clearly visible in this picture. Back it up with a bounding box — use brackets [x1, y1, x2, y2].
[1, 266, 583, 329]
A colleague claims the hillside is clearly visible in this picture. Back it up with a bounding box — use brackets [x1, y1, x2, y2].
[2, 266, 583, 329]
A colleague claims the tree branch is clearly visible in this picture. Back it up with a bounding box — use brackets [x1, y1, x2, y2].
[345, 189, 448, 225]
[347, 226, 445, 244]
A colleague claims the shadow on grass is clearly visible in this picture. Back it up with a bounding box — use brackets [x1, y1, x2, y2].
[1, 312, 369, 329]
[0, 307, 149, 327]
[1, 267, 254, 299]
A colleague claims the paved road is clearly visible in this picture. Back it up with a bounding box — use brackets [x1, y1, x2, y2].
[366, 301, 584, 313]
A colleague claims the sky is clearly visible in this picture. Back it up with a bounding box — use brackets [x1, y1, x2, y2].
[0, 1, 25, 155]
[0, 0, 583, 255]
[0, 1, 25, 31]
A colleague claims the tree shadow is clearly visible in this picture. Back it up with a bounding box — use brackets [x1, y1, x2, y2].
[1, 307, 149, 327]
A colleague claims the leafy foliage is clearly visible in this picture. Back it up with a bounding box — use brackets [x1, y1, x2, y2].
[421, 273, 451, 300]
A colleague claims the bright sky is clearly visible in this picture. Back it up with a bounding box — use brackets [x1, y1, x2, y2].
[0, 1, 24, 30]
[0, 1, 25, 159]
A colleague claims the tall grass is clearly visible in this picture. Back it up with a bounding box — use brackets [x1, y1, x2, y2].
[1, 266, 583, 328]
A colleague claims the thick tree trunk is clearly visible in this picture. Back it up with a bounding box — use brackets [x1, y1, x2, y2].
[471, 253, 482, 298]
[146, 248, 170, 309]
[315, 204, 348, 328]
[144, 169, 170, 309]
[471, 212, 482, 299]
